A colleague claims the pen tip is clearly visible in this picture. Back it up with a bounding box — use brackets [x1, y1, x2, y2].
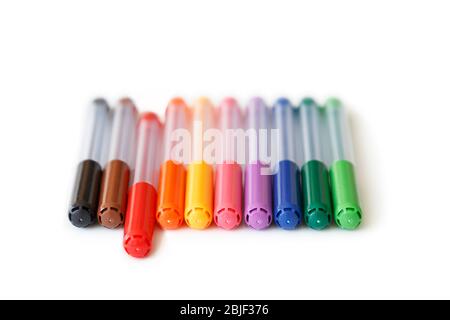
[169, 97, 188, 108]
[139, 112, 161, 126]
[118, 97, 138, 114]
[325, 97, 342, 109]
[274, 97, 292, 108]
[248, 96, 264, 104]
[301, 97, 317, 107]
[246, 97, 267, 113]
[195, 96, 212, 106]
[93, 97, 108, 106]
[220, 97, 238, 108]
[119, 97, 134, 106]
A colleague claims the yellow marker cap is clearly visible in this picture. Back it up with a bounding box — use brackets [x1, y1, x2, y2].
[184, 161, 214, 229]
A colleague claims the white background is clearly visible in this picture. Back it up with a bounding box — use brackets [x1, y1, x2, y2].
[0, 0, 449, 300]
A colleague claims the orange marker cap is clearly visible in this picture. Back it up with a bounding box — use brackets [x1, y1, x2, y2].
[156, 98, 189, 229]
[157, 160, 186, 229]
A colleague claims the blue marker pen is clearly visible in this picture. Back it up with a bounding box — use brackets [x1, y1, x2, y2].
[273, 98, 302, 230]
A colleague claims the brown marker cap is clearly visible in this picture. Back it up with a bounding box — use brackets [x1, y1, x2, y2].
[97, 159, 130, 228]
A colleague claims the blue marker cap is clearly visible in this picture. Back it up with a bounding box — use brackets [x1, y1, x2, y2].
[272, 98, 302, 230]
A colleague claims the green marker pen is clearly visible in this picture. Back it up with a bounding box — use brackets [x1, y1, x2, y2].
[299, 98, 332, 230]
[325, 98, 362, 230]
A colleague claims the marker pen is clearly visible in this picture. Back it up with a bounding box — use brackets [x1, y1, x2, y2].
[69, 98, 111, 227]
[244, 97, 272, 230]
[184, 97, 215, 230]
[157, 98, 189, 230]
[325, 98, 362, 230]
[124, 113, 161, 258]
[299, 98, 332, 230]
[214, 97, 243, 230]
[273, 98, 302, 230]
[98, 98, 138, 229]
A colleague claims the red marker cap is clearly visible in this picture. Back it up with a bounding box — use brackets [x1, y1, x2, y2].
[124, 112, 162, 258]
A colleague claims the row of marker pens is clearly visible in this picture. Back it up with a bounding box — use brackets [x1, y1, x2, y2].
[69, 96, 363, 258]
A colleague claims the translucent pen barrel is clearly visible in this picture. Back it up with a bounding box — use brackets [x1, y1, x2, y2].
[184, 97, 215, 229]
[132, 113, 161, 187]
[157, 98, 189, 230]
[108, 98, 137, 165]
[98, 98, 138, 229]
[69, 98, 111, 228]
[79, 99, 111, 164]
[218, 98, 242, 162]
[214, 98, 243, 230]
[191, 98, 214, 163]
[325, 98, 362, 230]
[244, 97, 272, 230]
[124, 113, 161, 258]
[273, 98, 301, 230]
[299, 98, 332, 230]
[274, 99, 296, 163]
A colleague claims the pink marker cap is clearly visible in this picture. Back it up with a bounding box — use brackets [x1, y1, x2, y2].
[214, 97, 243, 230]
[214, 162, 243, 229]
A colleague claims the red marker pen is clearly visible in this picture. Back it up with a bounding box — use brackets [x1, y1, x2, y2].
[123, 112, 162, 258]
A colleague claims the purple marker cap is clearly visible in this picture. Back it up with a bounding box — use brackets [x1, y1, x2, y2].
[244, 97, 273, 229]
[245, 162, 272, 229]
